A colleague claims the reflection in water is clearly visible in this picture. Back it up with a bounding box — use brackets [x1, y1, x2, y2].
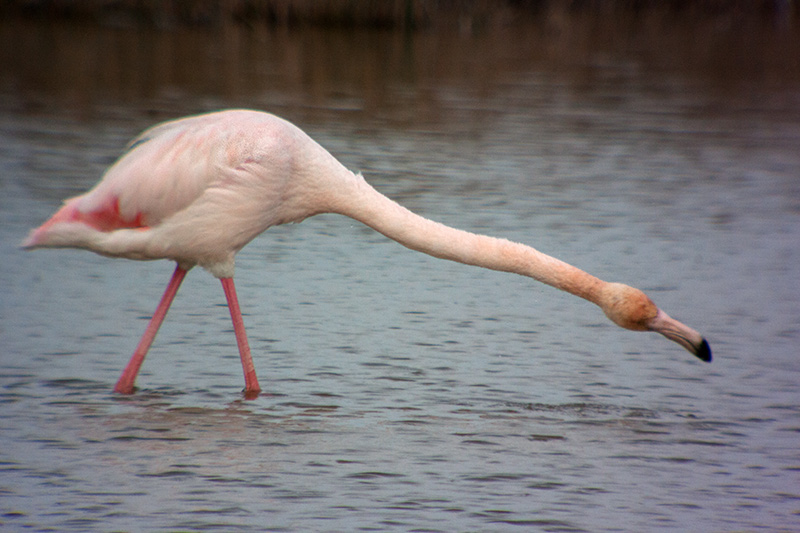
[1, 11, 799, 533]
[2, 12, 798, 123]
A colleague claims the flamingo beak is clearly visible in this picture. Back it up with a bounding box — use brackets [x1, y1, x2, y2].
[648, 310, 712, 362]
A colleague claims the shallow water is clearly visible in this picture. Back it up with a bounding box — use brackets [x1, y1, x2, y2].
[1, 16, 799, 532]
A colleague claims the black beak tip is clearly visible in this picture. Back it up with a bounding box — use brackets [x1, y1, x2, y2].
[695, 338, 712, 363]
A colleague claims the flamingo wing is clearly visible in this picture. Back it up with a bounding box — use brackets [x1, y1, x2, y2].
[80, 116, 223, 229]
[24, 114, 234, 247]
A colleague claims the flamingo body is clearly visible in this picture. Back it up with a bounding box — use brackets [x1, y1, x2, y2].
[25, 110, 341, 277]
[24, 109, 711, 397]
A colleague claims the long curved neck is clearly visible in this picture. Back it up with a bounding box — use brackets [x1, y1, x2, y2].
[331, 176, 607, 306]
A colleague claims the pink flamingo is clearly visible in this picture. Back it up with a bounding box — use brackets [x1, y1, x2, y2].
[24, 109, 711, 397]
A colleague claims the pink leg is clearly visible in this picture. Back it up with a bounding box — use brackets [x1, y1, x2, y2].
[220, 277, 261, 398]
[114, 265, 188, 394]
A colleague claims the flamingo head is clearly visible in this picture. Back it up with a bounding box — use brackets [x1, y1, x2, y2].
[600, 283, 712, 362]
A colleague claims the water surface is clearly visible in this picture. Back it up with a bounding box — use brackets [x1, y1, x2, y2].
[1, 15, 799, 531]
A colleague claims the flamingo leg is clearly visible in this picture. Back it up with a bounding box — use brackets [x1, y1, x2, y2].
[114, 265, 188, 394]
[220, 277, 261, 398]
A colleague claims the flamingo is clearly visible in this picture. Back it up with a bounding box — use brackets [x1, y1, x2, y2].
[23, 109, 711, 397]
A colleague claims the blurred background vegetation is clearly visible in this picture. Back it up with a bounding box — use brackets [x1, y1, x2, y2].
[1, 0, 795, 29]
